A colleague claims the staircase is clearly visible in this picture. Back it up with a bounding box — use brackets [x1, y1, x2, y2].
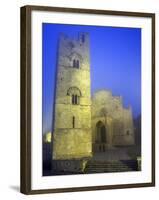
[84, 160, 138, 173]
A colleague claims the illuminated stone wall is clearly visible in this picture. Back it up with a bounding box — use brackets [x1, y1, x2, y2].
[53, 33, 92, 160]
[92, 90, 134, 151]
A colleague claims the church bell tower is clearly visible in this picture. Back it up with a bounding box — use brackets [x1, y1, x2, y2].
[52, 32, 92, 172]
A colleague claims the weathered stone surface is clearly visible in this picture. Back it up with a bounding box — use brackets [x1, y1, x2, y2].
[52, 159, 88, 173]
[92, 90, 135, 149]
[53, 32, 92, 161]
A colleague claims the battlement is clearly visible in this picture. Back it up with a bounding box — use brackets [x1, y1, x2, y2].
[58, 32, 90, 71]
[59, 32, 89, 48]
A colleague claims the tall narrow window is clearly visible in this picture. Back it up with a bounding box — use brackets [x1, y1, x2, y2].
[73, 59, 80, 69]
[76, 60, 79, 69]
[72, 95, 79, 105]
[75, 95, 77, 104]
[73, 59, 76, 68]
[72, 95, 75, 104]
[73, 116, 75, 128]
[67, 87, 81, 105]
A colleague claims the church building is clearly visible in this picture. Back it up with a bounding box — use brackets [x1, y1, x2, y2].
[52, 32, 134, 173]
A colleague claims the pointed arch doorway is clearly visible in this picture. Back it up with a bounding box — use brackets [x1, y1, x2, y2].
[95, 121, 107, 152]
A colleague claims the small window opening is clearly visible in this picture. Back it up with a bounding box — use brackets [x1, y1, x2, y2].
[72, 95, 79, 105]
[73, 116, 75, 128]
[73, 59, 80, 69]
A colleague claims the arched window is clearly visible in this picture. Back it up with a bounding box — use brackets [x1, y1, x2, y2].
[76, 60, 79, 69]
[72, 94, 74, 104]
[67, 87, 81, 105]
[73, 59, 76, 68]
[72, 94, 79, 105]
[72, 116, 75, 128]
[73, 59, 80, 69]
[75, 94, 78, 104]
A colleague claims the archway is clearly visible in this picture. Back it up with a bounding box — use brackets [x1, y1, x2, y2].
[95, 121, 107, 152]
[100, 125, 106, 143]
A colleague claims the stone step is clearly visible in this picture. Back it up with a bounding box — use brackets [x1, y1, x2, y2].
[86, 167, 131, 170]
[87, 166, 131, 169]
[84, 160, 138, 173]
[85, 169, 133, 173]
[87, 164, 136, 166]
[86, 165, 129, 167]
[86, 170, 132, 173]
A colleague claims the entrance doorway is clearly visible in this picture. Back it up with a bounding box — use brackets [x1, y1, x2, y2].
[100, 125, 106, 143]
[95, 121, 107, 152]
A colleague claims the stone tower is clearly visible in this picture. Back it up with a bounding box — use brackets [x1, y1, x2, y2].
[52, 32, 92, 172]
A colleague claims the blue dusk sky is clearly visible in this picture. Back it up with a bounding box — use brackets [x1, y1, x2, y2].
[42, 23, 141, 134]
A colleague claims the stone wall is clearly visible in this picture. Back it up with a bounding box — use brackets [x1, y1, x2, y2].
[53, 33, 92, 161]
[92, 90, 134, 150]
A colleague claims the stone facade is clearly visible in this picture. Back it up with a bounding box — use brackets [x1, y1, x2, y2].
[52, 32, 134, 172]
[52, 33, 92, 172]
[92, 90, 134, 153]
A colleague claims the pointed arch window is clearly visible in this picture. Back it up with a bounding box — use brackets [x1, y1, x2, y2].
[67, 87, 81, 105]
[76, 60, 79, 68]
[72, 94, 79, 105]
[73, 59, 76, 68]
[73, 59, 80, 69]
